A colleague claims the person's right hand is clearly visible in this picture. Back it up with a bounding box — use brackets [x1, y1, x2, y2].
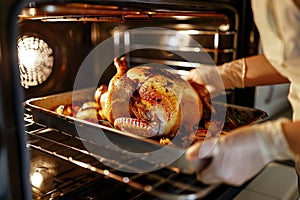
[184, 65, 225, 98]
[185, 118, 295, 186]
[184, 58, 246, 98]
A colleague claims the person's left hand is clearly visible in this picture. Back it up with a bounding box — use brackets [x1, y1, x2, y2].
[185, 118, 295, 186]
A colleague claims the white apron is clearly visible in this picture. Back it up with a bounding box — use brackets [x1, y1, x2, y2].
[251, 0, 300, 192]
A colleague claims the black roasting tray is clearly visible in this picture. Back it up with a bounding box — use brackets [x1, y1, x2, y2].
[25, 88, 268, 175]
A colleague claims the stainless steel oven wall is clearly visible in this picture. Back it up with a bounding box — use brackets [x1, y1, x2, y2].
[88, 11, 239, 92]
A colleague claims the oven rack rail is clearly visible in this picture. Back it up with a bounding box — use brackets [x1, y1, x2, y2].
[24, 112, 218, 200]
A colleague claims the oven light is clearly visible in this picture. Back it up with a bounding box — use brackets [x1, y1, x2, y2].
[17, 36, 54, 88]
[29, 156, 57, 194]
[30, 171, 43, 188]
[18, 48, 39, 70]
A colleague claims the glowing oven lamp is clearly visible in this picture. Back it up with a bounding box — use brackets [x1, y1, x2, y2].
[17, 36, 54, 88]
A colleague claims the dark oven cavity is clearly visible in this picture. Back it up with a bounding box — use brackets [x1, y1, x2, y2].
[18, 1, 259, 199]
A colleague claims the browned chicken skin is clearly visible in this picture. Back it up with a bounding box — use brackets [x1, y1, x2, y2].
[94, 56, 204, 137]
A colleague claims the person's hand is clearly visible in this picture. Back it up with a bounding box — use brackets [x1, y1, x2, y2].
[184, 58, 246, 97]
[185, 118, 295, 186]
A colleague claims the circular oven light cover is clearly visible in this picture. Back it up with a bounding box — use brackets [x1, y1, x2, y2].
[17, 35, 54, 88]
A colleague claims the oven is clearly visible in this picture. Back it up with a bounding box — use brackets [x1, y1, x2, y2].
[0, 0, 264, 199]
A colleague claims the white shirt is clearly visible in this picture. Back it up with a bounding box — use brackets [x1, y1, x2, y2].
[251, 0, 300, 120]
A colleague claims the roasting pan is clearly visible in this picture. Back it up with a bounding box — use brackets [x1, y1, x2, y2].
[25, 87, 268, 172]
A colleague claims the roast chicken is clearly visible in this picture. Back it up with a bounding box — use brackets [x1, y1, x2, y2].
[94, 56, 208, 137]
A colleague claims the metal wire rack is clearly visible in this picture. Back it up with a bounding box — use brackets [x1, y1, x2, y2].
[24, 110, 219, 200]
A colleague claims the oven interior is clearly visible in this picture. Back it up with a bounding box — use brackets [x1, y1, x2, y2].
[18, 1, 246, 99]
[12, 1, 260, 199]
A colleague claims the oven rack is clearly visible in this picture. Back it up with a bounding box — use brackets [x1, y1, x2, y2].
[24, 111, 219, 200]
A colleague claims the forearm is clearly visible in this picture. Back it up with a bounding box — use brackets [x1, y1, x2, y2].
[186, 54, 290, 97]
[282, 121, 300, 155]
[244, 54, 290, 87]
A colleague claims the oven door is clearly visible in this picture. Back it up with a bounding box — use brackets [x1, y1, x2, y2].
[0, 0, 32, 199]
